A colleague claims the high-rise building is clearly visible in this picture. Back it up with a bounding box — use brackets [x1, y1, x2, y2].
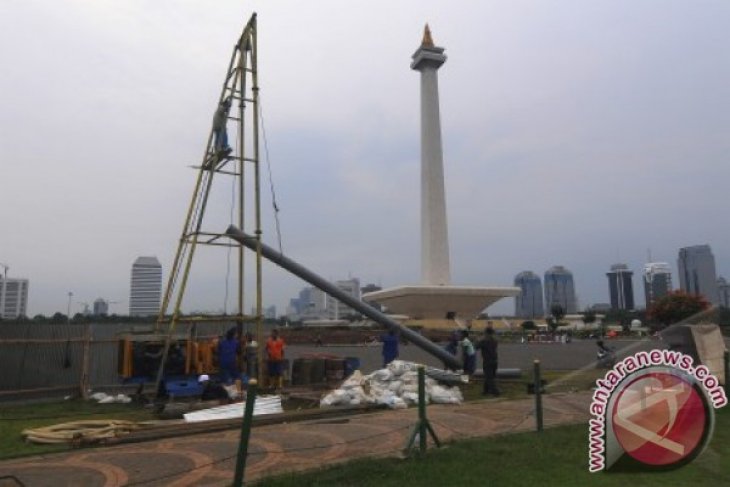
[606, 264, 635, 311]
[514, 271, 544, 318]
[544, 266, 577, 314]
[251, 305, 277, 320]
[129, 256, 162, 317]
[301, 287, 328, 320]
[717, 277, 730, 308]
[327, 278, 361, 319]
[93, 298, 109, 316]
[643, 262, 672, 308]
[677, 245, 718, 305]
[0, 277, 29, 319]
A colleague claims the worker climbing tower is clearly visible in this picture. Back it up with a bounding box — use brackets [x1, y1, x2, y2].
[156, 13, 264, 382]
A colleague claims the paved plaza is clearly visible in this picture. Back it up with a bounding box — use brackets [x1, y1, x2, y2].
[0, 392, 591, 486]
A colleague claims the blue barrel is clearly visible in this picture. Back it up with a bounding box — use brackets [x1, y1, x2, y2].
[344, 357, 361, 378]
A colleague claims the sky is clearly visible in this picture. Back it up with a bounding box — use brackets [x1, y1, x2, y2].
[1, 0, 728, 317]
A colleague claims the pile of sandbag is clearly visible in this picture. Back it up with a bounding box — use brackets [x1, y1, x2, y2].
[89, 392, 132, 404]
[320, 360, 463, 409]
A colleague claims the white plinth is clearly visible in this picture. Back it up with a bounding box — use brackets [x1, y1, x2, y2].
[363, 285, 520, 320]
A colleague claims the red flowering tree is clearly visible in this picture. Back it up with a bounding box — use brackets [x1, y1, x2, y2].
[648, 290, 710, 328]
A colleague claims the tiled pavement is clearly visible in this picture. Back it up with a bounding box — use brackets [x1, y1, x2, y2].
[0, 392, 591, 486]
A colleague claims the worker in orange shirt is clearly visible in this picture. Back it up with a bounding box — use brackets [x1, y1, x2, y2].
[265, 329, 286, 390]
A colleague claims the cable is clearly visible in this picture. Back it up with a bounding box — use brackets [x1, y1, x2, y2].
[223, 124, 239, 315]
[258, 99, 284, 254]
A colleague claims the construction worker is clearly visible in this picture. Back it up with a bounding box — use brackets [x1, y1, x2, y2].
[218, 328, 240, 385]
[460, 330, 477, 375]
[265, 329, 285, 390]
[198, 374, 229, 402]
[476, 327, 500, 396]
[244, 332, 259, 380]
[212, 97, 232, 154]
[379, 329, 399, 367]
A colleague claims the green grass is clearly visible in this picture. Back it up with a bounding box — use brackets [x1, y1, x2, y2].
[257, 406, 730, 487]
[0, 400, 154, 459]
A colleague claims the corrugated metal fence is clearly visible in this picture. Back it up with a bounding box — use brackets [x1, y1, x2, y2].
[0, 322, 236, 400]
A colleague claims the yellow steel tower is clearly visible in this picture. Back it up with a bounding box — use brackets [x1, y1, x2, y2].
[156, 13, 263, 385]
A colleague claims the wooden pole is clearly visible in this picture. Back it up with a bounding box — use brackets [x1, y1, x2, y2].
[80, 324, 92, 400]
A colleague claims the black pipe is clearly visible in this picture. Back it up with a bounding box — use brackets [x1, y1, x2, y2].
[225, 225, 462, 370]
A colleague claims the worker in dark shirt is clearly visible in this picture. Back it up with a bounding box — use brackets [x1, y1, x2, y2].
[380, 329, 399, 367]
[476, 327, 500, 396]
[212, 97, 232, 154]
[198, 374, 229, 402]
[218, 328, 241, 385]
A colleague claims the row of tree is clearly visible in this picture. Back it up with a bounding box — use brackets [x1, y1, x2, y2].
[521, 291, 727, 333]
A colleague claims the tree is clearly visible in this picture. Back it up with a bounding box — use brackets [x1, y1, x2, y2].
[549, 304, 565, 332]
[648, 291, 710, 328]
[50, 312, 67, 324]
[583, 310, 597, 326]
[521, 320, 537, 331]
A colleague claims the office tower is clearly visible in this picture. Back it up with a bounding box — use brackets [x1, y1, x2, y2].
[717, 277, 730, 308]
[252, 305, 277, 320]
[93, 298, 109, 316]
[606, 264, 635, 311]
[302, 287, 329, 320]
[678, 245, 718, 305]
[0, 277, 29, 319]
[129, 256, 162, 317]
[327, 278, 361, 319]
[643, 262, 672, 308]
[544, 266, 577, 314]
[514, 271, 544, 318]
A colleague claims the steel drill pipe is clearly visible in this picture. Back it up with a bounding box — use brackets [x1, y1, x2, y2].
[225, 225, 462, 370]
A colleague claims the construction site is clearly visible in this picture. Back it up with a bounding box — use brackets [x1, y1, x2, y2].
[1, 7, 729, 487]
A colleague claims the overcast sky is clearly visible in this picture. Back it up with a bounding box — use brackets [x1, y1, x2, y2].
[1, 0, 728, 317]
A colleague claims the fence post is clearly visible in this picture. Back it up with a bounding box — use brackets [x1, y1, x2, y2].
[405, 365, 441, 455]
[534, 360, 543, 432]
[233, 379, 258, 487]
[723, 350, 730, 396]
[79, 324, 92, 400]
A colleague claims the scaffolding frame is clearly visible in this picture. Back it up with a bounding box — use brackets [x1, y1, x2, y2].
[155, 13, 264, 388]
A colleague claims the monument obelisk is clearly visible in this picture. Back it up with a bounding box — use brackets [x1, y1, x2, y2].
[363, 25, 518, 321]
[413, 25, 451, 286]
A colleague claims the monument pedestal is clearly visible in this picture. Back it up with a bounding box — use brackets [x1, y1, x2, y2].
[363, 285, 519, 320]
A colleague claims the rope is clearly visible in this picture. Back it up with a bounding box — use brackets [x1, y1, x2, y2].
[21, 420, 148, 445]
[259, 99, 284, 254]
[223, 120, 239, 315]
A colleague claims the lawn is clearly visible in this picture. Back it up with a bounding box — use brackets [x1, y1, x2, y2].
[0, 368, 604, 462]
[0, 400, 153, 459]
[257, 406, 730, 487]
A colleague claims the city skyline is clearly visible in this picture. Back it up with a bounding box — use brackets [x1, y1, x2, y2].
[1, 2, 729, 317]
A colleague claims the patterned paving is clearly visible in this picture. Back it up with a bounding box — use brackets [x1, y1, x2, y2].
[0, 393, 591, 486]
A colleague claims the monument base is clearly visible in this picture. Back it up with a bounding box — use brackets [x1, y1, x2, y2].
[362, 285, 519, 320]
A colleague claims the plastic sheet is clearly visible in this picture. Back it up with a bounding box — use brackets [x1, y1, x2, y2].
[183, 395, 283, 422]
